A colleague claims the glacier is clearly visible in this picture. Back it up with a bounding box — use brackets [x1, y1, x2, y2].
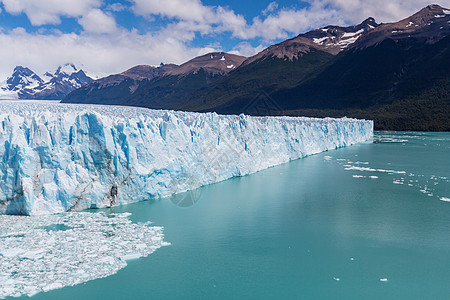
[0, 101, 373, 215]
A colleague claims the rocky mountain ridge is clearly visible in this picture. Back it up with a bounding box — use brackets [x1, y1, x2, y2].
[0, 64, 93, 100]
[62, 4, 450, 131]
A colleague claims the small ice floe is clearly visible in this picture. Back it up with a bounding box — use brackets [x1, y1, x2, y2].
[333, 277, 340, 281]
[380, 278, 388, 282]
[369, 176, 378, 179]
[120, 253, 142, 261]
[393, 180, 403, 185]
[324, 156, 332, 161]
[420, 187, 429, 194]
[344, 166, 406, 174]
[350, 257, 355, 261]
[0, 212, 169, 299]
[352, 175, 366, 178]
[440, 197, 450, 203]
[110, 212, 132, 218]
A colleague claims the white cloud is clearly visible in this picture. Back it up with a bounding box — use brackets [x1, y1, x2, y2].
[0, 0, 449, 81]
[262, 2, 278, 16]
[229, 42, 266, 57]
[0, 0, 102, 26]
[314, 0, 450, 24]
[132, 0, 213, 22]
[106, 3, 128, 12]
[0, 27, 214, 80]
[78, 9, 118, 34]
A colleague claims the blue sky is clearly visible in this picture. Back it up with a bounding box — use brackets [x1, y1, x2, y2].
[0, 0, 446, 78]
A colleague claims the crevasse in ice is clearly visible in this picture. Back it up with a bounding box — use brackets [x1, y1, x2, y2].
[0, 102, 373, 215]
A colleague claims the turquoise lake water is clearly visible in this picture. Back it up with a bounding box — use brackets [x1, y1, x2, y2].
[28, 132, 450, 300]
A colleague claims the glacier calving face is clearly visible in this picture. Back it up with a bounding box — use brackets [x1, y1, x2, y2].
[0, 102, 373, 215]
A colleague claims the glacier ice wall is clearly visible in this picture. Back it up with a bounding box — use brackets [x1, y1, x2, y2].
[0, 102, 373, 215]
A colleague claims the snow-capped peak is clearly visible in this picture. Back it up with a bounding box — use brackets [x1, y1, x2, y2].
[54, 63, 78, 76]
[0, 64, 93, 100]
[0, 66, 43, 93]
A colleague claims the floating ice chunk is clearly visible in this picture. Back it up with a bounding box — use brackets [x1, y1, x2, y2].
[344, 166, 406, 174]
[333, 277, 340, 281]
[440, 197, 450, 202]
[369, 176, 378, 179]
[0, 212, 168, 299]
[121, 253, 142, 261]
[352, 175, 365, 178]
[42, 282, 64, 292]
[380, 278, 388, 282]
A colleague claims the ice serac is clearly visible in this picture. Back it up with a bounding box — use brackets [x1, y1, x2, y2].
[0, 102, 373, 215]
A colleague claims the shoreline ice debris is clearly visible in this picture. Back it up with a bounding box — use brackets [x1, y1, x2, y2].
[0, 211, 169, 298]
[0, 102, 373, 215]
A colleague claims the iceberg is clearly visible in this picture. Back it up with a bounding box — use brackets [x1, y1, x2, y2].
[0, 102, 373, 215]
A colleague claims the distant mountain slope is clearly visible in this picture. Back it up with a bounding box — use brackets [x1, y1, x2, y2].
[63, 18, 377, 109]
[182, 5, 450, 131]
[352, 4, 450, 49]
[62, 4, 450, 131]
[0, 64, 93, 100]
[62, 52, 246, 106]
[276, 34, 450, 131]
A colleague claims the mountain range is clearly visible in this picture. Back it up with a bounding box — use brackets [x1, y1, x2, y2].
[61, 4, 449, 131]
[0, 64, 93, 100]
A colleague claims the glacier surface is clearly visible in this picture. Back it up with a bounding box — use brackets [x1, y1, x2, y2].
[0, 102, 373, 215]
